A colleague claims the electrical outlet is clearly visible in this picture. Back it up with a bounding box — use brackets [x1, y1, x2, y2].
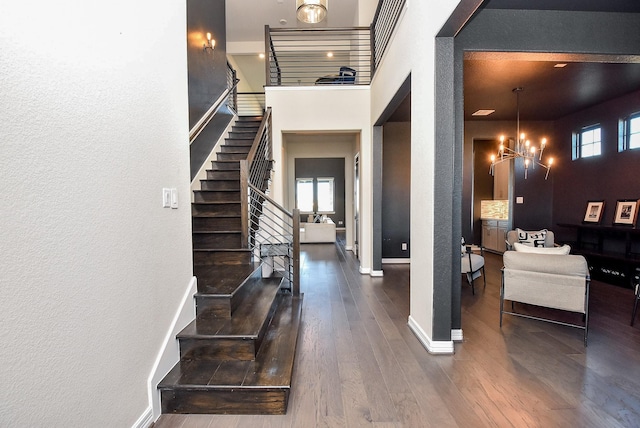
[338, 220, 343, 225]
[401, 242, 408, 251]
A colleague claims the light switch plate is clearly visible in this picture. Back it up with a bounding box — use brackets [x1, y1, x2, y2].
[170, 188, 178, 209]
[162, 188, 171, 208]
[516, 196, 524, 204]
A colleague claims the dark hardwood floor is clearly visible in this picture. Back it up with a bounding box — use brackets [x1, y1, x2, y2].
[155, 234, 640, 427]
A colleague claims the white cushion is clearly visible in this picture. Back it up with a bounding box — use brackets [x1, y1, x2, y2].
[462, 253, 484, 273]
[513, 242, 571, 255]
[516, 228, 547, 247]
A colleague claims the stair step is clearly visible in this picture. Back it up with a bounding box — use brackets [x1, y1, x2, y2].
[211, 160, 240, 171]
[192, 215, 241, 232]
[224, 138, 254, 147]
[193, 190, 241, 203]
[200, 179, 239, 191]
[193, 248, 251, 265]
[159, 294, 303, 415]
[206, 169, 240, 180]
[192, 202, 241, 216]
[178, 277, 282, 361]
[194, 263, 262, 317]
[220, 145, 251, 154]
[217, 152, 248, 161]
[229, 131, 257, 139]
[192, 231, 242, 249]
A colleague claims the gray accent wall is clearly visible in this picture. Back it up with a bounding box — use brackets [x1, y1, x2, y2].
[187, 0, 228, 128]
[382, 122, 411, 259]
[294, 158, 346, 227]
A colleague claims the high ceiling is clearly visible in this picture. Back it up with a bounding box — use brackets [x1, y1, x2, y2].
[224, 1, 640, 121]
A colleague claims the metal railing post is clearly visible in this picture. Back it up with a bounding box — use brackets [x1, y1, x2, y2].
[293, 208, 300, 296]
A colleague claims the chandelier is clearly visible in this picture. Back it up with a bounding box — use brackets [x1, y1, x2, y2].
[296, 0, 328, 24]
[490, 87, 554, 180]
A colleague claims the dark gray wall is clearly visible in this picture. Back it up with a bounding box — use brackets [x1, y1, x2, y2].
[457, 8, 640, 235]
[471, 139, 495, 244]
[294, 158, 346, 226]
[553, 89, 640, 241]
[187, 0, 228, 128]
[382, 122, 411, 259]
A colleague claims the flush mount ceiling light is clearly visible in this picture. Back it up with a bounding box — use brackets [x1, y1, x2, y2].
[296, 0, 328, 24]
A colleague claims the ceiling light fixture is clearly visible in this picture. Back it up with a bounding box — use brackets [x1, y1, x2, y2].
[490, 87, 554, 180]
[296, 0, 328, 24]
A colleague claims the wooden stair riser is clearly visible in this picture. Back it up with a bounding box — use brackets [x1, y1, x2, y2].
[210, 160, 240, 171]
[229, 131, 257, 139]
[217, 152, 248, 161]
[192, 216, 241, 232]
[179, 338, 257, 361]
[220, 145, 251, 154]
[193, 250, 251, 265]
[200, 179, 239, 191]
[192, 232, 242, 249]
[160, 388, 288, 415]
[224, 138, 254, 147]
[206, 170, 240, 180]
[194, 191, 241, 203]
[192, 203, 241, 216]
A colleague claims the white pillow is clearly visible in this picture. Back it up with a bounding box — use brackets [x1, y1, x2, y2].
[513, 242, 571, 255]
[516, 228, 547, 247]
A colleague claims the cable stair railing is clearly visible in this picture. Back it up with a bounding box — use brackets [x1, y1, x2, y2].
[239, 108, 300, 296]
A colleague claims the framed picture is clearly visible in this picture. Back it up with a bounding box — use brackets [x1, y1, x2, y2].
[583, 201, 605, 224]
[613, 199, 640, 226]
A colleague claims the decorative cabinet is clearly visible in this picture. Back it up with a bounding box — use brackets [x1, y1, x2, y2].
[482, 220, 509, 253]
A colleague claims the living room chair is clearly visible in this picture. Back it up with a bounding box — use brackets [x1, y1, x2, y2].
[501, 250, 590, 346]
[461, 239, 485, 295]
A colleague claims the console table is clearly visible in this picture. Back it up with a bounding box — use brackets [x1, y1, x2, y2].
[557, 223, 640, 288]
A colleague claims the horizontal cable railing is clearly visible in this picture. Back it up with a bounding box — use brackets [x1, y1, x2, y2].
[266, 26, 371, 87]
[372, 0, 406, 73]
[237, 92, 266, 117]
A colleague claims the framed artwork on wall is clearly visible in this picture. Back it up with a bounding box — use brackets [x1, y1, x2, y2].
[583, 201, 605, 224]
[613, 199, 640, 226]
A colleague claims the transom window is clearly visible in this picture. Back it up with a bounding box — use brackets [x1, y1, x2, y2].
[619, 113, 640, 151]
[573, 125, 602, 159]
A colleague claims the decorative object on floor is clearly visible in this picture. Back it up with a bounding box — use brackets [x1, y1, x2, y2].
[489, 87, 554, 179]
[583, 200, 605, 224]
[613, 199, 640, 226]
[500, 251, 590, 346]
[461, 238, 485, 295]
[296, 0, 327, 24]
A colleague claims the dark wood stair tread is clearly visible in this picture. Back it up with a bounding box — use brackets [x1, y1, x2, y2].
[160, 295, 302, 389]
[179, 278, 281, 339]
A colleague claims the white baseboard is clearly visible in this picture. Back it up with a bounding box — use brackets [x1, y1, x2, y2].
[382, 258, 410, 264]
[451, 329, 464, 341]
[148, 276, 198, 422]
[408, 316, 454, 354]
[131, 406, 153, 428]
[359, 266, 370, 275]
[370, 270, 384, 277]
[345, 246, 353, 251]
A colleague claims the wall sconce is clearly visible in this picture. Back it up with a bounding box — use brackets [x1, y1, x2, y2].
[203, 32, 216, 53]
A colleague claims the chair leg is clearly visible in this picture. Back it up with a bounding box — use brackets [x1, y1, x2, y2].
[632, 289, 639, 327]
[482, 266, 486, 290]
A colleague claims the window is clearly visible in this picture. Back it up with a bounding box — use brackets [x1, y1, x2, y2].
[619, 113, 640, 151]
[316, 178, 334, 213]
[295, 177, 335, 213]
[296, 178, 314, 212]
[577, 125, 602, 158]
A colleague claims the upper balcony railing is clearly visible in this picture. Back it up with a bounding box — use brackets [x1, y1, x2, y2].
[265, 0, 406, 87]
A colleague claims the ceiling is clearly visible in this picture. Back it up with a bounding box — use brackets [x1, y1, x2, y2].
[224, 1, 640, 121]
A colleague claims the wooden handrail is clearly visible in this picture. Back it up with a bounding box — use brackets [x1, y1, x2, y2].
[189, 79, 239, 144]
[245, 107, 272, 167]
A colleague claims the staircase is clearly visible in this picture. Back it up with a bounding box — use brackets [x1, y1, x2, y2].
[159, 115, 303, 415]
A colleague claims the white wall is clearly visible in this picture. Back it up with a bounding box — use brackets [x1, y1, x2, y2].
[266, 86, 372, 270]
[0, 1, 193, 426]
[284, 134, 357, 248]
[369, 0, 461, 350]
